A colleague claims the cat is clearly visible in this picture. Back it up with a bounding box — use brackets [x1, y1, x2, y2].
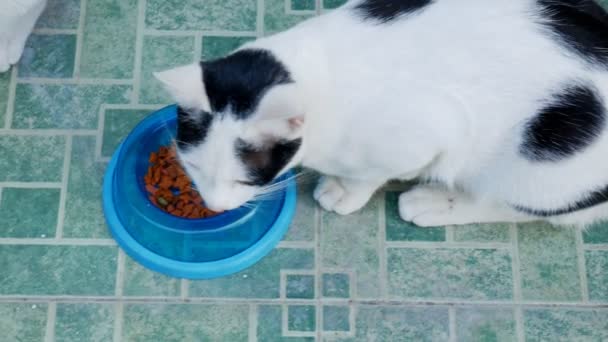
[0, 0, 47, 72]
[155, 0, 608, 228]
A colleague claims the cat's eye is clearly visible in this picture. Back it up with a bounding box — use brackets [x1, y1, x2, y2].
[236, 180, 257, 186]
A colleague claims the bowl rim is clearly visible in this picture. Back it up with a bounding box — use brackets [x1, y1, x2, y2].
[102, 106, 297, 279]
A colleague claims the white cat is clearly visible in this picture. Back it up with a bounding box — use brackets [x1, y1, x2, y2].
[155, 0, 608, 228]
[0, 0, 47, 72]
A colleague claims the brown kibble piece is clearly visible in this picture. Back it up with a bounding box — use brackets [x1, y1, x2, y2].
[143, 144, 221, 219]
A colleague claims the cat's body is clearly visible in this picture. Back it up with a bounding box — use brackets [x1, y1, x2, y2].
[156, 0, 608, 227]
[0, 0, 47, 72]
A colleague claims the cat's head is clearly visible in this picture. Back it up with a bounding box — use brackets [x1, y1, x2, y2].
[154, 49, 305, 212]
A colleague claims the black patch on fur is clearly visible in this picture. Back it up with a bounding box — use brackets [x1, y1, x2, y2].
[202, 49, 292, 119]
[537, 0, 608, 66]
[514, 184, 608, 217]
[354, 0, 434, 22]
[236, 138, 302, 185]
[176, 105, 213, 150]
[520, 84, 606, 162]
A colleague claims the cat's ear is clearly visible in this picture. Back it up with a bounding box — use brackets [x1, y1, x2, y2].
[153, 63, 210, 110]
[248, 83, 305, 140]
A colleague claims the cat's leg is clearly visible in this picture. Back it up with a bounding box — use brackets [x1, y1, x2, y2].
[7, 1, 46, 65]
[314, 176, 383, 215]
[0, 0, 46, 71]
[398, 185, 534, 227]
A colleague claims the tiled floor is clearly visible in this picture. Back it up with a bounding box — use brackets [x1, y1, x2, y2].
[1, 0, 608, 341]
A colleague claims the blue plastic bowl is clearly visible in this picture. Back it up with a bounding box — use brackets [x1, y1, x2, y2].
[102, 105, 297, 279]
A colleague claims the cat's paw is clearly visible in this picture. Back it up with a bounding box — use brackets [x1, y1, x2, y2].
[314, 176, 374, 215]
[8, 36, 26, 65]
[398, 186, 461, 227]
[0, 38, 11, 72]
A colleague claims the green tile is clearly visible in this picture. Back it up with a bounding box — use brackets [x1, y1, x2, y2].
[257, 305, 314, 342]
[146, 0, 256, 31]
[101, 109, 150, 157]
[37, 0, 81, 29]
[385, 191, 445, 242]
[13, 83, 131, 129]
[585, 250, 608, 302]
[0, 71, 9, 125]
[350, 306, 449, 341]
[284, 182, 316, 242]
[201, 36, 254, 61]
[123, 257, 180, 297]
[321, 195, 381, 298]
[456, 307, 516, 342]
[0, 303, 47, 342]
[454, 223, 511, 243]
[517, 222, 581, 301]
[322, 273, 349, 298]
[288, 305, 316, 332]
[286, 274, 315, 299]
[140, 36, 195, 105]
[123, 304, 248, 341]
[0, 188, 60, 238]
[583, 220, 608, 244]
[323, 0, 348, 9]
[265, 0, 314, 34]
[189, 248, 314, 298]
[80, 0, 138, 78]
[0, 245, 117, 295]
[63, 136, 108, 238]
[388, 248, 513, 300]
[292, 0, 315, 11]
[55, 303, 114, 342]
[524, 308, 608, 342]
[18, 34, 76, 78]
[323, 306, 349, 332]
[0, 135, 65, 182]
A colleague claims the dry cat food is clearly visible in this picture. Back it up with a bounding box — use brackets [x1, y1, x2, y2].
[144, 145, 221, 219]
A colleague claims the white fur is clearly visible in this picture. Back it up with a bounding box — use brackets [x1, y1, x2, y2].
[0, 0, 47, 72]
[157, 0, 608, 227]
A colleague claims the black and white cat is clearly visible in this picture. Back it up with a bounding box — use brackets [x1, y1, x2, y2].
[0, 0, 47, 72]
[155, 0, 608, 227]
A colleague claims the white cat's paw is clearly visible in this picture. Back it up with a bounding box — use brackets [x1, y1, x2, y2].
[398, 187, 462, 227]
[314, 176, 346, 212]
[0, 38, 11, 73]
[314, 177, 373, 215]
[8, 37, 26, 65]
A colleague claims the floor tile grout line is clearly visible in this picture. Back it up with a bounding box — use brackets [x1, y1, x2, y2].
[445, 225, 455, 242]
[94, 105, 106, 161]
[0, 238, 116, 245]
[4, 67, 18, 129]
[131, 0, 146, 105]
[510, 223, 525, 342]
[315, 197, 322, 339]
[0, 182, 62, 188]
[448, 305, 456, 342]
[584, 244, 608, 250]
[385, 241, 511, 249]
[575, 229, 590, 302]
[54, 135, 72, 239]
[515, 306, 526, 342]
[257, 0, 265, 37]
[378, 193, 388, 299]
[16, 78, 132, 85]
[248, 304, 258, 342]
[0, 129, 97, 136]
[142, 29, 258, 37]
[194, 34, 203, 62]
[112, 302, 124, 342]
[316, 0, 323, 15]
[115, 249, 126, 297]
[44, 302, 56, 342]
[73, 0, 87, 78]
[1, 296, 607, 307]
[180, 279, 189, 299]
